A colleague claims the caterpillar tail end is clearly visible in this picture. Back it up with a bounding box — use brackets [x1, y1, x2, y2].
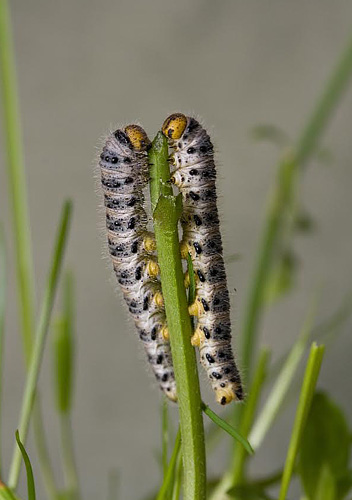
[216, 385, 244, 405]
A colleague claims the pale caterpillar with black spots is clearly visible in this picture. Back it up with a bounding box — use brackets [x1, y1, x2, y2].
[162, 114, 243, 405]
[99, 125, 177, 402]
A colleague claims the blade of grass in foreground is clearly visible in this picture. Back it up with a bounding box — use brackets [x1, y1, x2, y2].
[278, 342, 325, 500]
[8, 200, 73, 490]
[0, 226, 6, 478]
[209, 349, 269, 500]
[0, 0, 35, 361]
[156, 429, 181, 500]
[15, 432, 36, 500]
[249, 300, 317, 451]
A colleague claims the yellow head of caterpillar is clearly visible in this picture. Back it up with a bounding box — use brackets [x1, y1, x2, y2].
[124, 125, 151, 151]
[162, 113, 187, 140]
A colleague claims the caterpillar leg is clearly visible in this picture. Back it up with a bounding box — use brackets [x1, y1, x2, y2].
[188, 297, 204, 317]
[161, 325, 169, 341]
[143, 233, 156, 253]
[191, 326, 205, 347]
[153, 291, 164, 308]
[146, 260, 159, 278]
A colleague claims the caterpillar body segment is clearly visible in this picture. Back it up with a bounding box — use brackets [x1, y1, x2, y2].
[99, 125, 177, 402]
[162, 114, 243, 405]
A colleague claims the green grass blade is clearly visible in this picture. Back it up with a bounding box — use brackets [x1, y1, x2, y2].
[0, 226, 6, 477]
[0, 0, 35, 363]
[0, 482, 19, 500]
[296, 33, 352, 165]
[232, 348, 270, 484]
[8, 200, 73, 490]
[156, 429, 181, 500]
[249, 301, 316, 451]
[0, 2, 61, 496]
[201, 403, 253, 456]
[186, 253, 196, 306]
[278, 342, 325, 500]
[171, 452, 182, 500]
[53, 271, 75, 414]
[209, 349, 269, 500]
[15, 431, 36, 500]
[149, 133, 206, 500]
[240, 29, 352, 386]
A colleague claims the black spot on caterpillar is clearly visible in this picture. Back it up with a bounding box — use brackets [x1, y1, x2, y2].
[162, 114, 243, 405]
[99, 124, 176, 402]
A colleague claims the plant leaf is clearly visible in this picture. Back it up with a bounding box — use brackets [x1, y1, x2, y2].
[298, 391, 351, 499]
[15, 431, 36, 500]
[315, 465, 336, 500]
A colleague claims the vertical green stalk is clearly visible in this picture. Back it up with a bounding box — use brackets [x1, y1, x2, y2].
[0, 226, 6, 478]
[8, 201, 72, 490]
[149, 133, 206, 500]
[278, 343, 325, 500]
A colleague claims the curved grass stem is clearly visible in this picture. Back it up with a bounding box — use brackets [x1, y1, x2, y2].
[149, 132, 206, 500]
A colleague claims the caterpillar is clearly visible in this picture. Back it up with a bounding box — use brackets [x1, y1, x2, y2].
[162, 114, 244, 405]
[99, 124, 177, 402]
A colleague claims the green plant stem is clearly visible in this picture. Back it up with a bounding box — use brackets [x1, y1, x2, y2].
[8, 201, 72, 490]
[278, 343, 325, 500]
[60, 414, 80, 500]
[149, 133, 206, 500]
[0, 226, 6, 478]
[0, 1, 59, 496]
[156, 429, 181, 500]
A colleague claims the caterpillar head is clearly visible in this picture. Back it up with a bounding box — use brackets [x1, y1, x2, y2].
[124, 125, 151, 151]
[162, 113, 188, 139]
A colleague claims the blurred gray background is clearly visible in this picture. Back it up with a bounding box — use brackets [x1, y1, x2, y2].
[1, 1, 352, 498]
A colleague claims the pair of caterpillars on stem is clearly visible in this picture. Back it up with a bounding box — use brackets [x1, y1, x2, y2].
[99, 114, 243, 405]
